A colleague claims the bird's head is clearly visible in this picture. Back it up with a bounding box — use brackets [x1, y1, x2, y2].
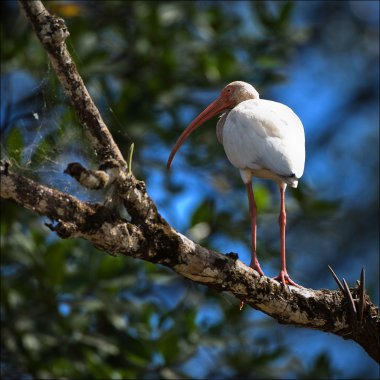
[167, 81, 260, 168]
[221, 81, 260, 106]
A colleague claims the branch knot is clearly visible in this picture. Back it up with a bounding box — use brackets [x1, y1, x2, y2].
[40, 15, 69, 44]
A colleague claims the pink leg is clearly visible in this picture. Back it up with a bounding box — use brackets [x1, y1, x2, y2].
[246, 183, 264, 276]
[273, 184, 300, 287]
[240, 183, 264, 310]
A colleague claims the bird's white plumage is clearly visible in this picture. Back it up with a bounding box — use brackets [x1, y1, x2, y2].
[221, 99, 305, 186]
[168, 81, 305, 286]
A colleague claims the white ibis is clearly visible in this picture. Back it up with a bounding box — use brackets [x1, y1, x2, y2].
[167, 81, 305, 287]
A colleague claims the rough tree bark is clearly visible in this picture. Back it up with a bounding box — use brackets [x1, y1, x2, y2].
[1, 0, 379, 364]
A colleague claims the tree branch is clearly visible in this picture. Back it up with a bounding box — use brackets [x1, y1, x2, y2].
[2, 0, 378, 364]
[19, 0, 125, 169]
[1, 162, 379, 363]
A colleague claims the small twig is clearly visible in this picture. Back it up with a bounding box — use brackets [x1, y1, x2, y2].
[328, 265, 345, 293]
[328, 266, 368, 328]
[128, 143, 135, 175]
[358, 267, 366, 324]
[342, 278, 357, 315]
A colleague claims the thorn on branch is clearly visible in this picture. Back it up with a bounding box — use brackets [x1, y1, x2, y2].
[128, 142, 134, 175]
[342, 277, 357, 315]
[328, 265, 345, 293]
[328, 265, 367, 328]
[358, 267, 366, 324]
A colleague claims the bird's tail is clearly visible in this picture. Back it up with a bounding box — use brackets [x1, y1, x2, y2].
[281, 174, 298, 188]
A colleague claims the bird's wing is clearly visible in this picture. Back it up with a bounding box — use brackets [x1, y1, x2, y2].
[222, 99, 305, 179]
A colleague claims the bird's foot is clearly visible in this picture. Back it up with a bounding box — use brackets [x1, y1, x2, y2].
[273, 270, 301, 287]
[249, 259, 265, 277]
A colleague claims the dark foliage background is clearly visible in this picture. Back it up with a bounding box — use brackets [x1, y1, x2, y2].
[1, 1, 378, 379]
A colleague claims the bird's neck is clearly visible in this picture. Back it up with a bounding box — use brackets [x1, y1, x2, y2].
[216, 111, 230, 144]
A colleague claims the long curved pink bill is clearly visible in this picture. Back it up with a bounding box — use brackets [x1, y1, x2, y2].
[167, 97, 226, 168]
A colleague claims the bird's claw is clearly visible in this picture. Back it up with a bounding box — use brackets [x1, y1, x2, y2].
[240, 268, 302, 310]
[273, 271, 301, 287]
[249, 259, 265, 277]
[328, 265, 366, 326]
